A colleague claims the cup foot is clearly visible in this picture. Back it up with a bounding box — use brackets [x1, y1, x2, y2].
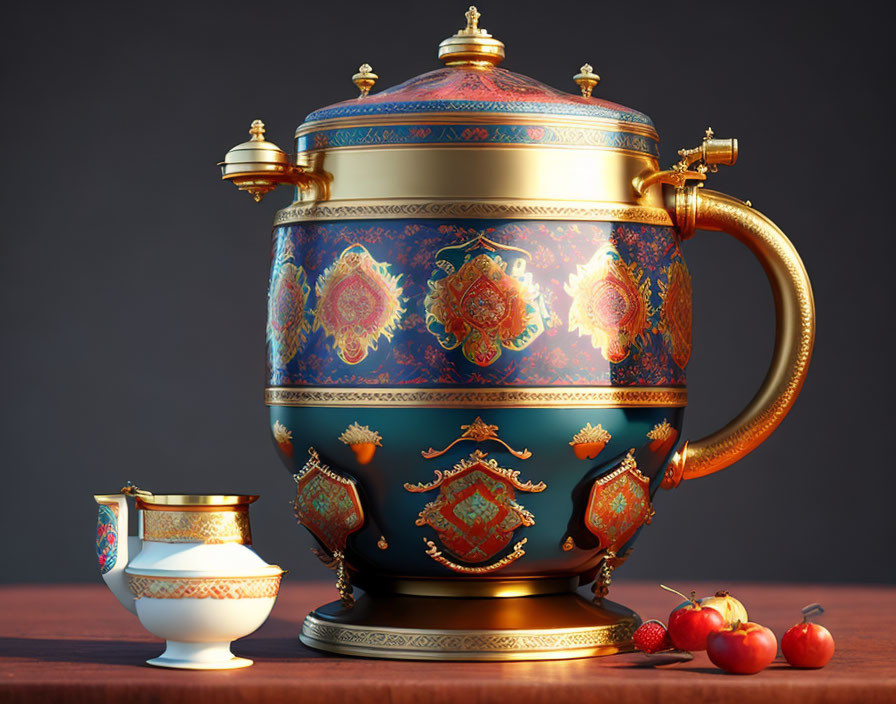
[146, 641, 253, 670]
[300, 591, 640, 661]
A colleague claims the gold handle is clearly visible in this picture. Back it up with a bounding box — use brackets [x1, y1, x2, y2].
[664, 187, 815, 484]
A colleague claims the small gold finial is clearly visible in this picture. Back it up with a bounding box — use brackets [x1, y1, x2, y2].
[573, 63, 600, 98]
[705, 126, 715, 139]
[465, 5, 481, 32]
[438, 5, 505, 66]
[352, 63, 378, 98]
[249, 119, 265, 141]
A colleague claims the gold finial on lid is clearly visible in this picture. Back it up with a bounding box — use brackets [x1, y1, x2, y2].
[573, 64, 600, 98]
[464, 5, 481, 32]
[438, 6, 505, 67]
[352, 63, 378, 98]
[249, 119, 266, 141]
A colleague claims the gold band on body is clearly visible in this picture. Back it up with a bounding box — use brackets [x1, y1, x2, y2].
[265, 386, 687, 409]
[279, 145, 667, 224]
[128, 573, 282, 599]
[142, 508, 252, 545]
[274, 199, 673, 225]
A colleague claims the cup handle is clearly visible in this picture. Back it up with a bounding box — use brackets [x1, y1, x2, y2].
[662, 187, 816, 486]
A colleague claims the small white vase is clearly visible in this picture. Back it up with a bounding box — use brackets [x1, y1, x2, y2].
[94, 490, 284, 669]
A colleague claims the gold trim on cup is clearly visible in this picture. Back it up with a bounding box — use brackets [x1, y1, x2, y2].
[265, 386, 687, 409]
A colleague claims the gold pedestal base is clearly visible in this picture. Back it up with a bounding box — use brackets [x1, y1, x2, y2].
[299, 591, 640, 661]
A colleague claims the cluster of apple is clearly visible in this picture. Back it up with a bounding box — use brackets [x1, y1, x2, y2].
[632, 586, 836, 674]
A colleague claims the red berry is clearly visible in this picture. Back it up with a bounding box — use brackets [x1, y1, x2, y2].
[633, 619, 672, 653]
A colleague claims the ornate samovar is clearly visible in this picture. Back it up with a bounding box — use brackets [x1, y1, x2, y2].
[220, 7, 814, 660]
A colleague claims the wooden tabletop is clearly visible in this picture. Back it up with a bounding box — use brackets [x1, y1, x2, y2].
[1, 581, 894, 703]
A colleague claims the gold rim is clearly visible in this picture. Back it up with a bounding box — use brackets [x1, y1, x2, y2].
[265, 386, 687, 409]
[135, 494, 259, 508]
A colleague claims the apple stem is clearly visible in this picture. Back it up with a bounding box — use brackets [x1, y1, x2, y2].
[659, 584, 696, 605]
[801, 603, 824, 623]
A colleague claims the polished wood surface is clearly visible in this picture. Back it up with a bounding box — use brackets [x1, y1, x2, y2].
[1, 581, 894, 703]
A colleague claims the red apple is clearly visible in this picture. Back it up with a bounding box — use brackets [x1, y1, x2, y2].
[782, 619, 834, 668]
[662, 586, 727, 651]
[707, 621, 778, 674]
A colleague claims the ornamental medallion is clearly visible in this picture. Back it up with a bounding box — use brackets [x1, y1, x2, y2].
[313, 244, 405, 365]
[565, 244, 651, 363]
[267, 242, 311, 369]
[659, 258, 693, 369]
[424, 235, 548, 367]
[405, 450, 546, 564]
[293, 448, 364, 551]
[584, 450, 652, 552]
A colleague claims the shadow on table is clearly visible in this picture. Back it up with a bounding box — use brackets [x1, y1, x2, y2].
[0, 636, 331, 665]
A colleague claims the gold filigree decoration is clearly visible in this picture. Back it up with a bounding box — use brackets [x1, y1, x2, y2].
[274, 202, 675, 226]
[421, 416, 532, 459]
[301, 613, 638, 656]
[142, 510, 251, 545]
[569, 422, 612, 460]
[570, 423, 612, 445]
[266, 386, 688, 408]
[405, 450, 546, 493]
[562, 536, 575, 552]
[128, 573, 281, 600]
[338, 422, 383, 465]
[377, 536, 388, 550]
[647, 420, 674, 442]
[591, 547, 634, 601]
[273, 420, 294, 457]
[423, 537, 527, 574]
[311, 547, 355, 608]
[647, 419, 679, 457]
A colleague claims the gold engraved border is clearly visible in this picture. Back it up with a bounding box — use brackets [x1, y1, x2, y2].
[142, 510, 251, 545]
[300, 615, 636, 659]
[274, 201, 674, 226]
[265, 386, 687, 409]
[128, 574, 282, 600]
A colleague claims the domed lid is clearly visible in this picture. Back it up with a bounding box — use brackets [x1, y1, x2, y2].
[222, 120, 290, 168]
[297, 7, 656, 157]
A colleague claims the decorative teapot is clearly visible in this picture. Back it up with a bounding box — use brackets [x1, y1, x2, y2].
[94, 488, 284, 668]
[220, 6, 814, 660]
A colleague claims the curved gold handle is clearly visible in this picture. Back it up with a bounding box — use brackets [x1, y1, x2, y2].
[665, 187, 816, 483]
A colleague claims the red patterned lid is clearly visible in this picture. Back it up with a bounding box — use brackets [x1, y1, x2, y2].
[296, 7, 657, 156]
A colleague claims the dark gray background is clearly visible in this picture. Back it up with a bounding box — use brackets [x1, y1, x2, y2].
[2, 0, 893, 585]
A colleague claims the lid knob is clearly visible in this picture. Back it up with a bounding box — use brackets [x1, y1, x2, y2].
[573, 63, 600, 98]
[249, 119, 266, 141]
[438, 5, 505, 67]
[352, 63, 378, 98]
